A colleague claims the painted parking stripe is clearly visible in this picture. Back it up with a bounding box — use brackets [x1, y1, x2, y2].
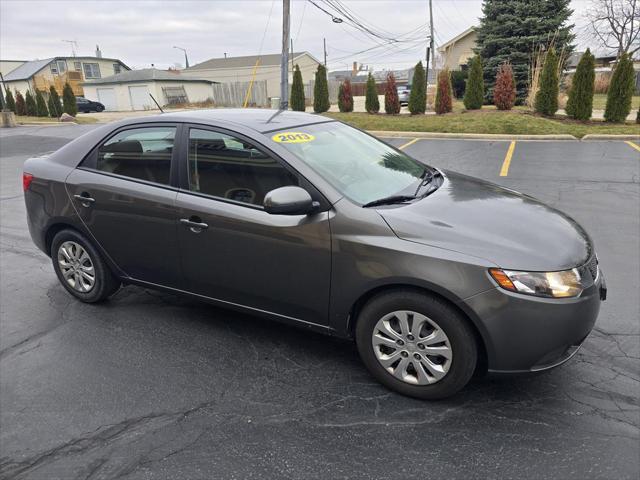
[625, 141, 640, 154]
[399, 138, 420, 150]
[499, 141, 516, 177]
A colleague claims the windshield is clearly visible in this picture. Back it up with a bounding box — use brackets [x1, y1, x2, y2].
[270, 122, 428, 205]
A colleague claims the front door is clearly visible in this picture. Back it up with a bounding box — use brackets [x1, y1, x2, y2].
[175, 127, 332, 326]
[66, 124, 182, 287]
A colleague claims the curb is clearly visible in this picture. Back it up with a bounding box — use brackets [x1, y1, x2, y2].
[367, 130, 578, 141]
[16, 122, 79, 126]
[581, 134, 640, 141]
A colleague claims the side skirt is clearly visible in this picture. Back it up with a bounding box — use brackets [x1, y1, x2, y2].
[122, 277, 338, 337]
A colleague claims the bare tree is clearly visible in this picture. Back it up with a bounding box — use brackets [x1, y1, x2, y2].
[587, 0, 640, 57]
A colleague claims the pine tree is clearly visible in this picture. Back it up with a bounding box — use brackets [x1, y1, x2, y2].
[35, 90, 48, 117]
[464, 55, 484, 109]
[604, 53, 635, 123]
[48, 86, 62, 117]
[435, 69, 453, 115]
[4, 89, 16, 112]
[534, 48, 559, 116]
[313, 64, 330, 113]
[290, 64, 305, 112]
[15, 91, 26, 115]
[384, 73, 400, 114]
[475, 0, 574, 103]
[25, 91, 37, 116]
[338, 79, 353, 112]
[565, 49, 595, 121]
[408, 61, 426, 114]
[365, 73, 380, 114]
[62, 82, 77, 116]
[493, 62, 516, 110]
[450, 70, 467, 98]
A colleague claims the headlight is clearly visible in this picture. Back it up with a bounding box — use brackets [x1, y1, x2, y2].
[489, 268, 588, 298]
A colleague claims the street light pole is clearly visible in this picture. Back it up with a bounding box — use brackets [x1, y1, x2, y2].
[173, 46, 190, 69]
[280, 0, 291, 110]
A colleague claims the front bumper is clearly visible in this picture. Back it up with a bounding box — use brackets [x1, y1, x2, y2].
[464, 271, 606, 373]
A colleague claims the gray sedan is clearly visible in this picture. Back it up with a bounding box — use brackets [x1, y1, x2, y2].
[23, 109, 606, 399]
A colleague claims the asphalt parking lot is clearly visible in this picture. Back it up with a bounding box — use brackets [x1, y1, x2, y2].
[0, 124, 638, 479]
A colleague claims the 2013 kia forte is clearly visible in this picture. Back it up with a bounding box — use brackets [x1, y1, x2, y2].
[24, 109, 606, 399]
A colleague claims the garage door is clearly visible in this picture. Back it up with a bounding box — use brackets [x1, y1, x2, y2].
[96, 88, 116, 111]
[128, 85, 152, 110]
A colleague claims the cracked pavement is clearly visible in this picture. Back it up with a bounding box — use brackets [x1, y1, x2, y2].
[0, 125, 638, 479]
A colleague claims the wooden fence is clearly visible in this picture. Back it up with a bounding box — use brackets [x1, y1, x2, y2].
[211, 80, 269, 108]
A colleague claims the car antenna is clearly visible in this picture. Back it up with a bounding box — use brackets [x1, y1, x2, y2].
[149, 94, 164, 113]
[265, 109, 284, 124]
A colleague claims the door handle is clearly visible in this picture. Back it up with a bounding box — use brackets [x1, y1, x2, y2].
[180, 217, 209, 233]
[73, 193, 95, 207]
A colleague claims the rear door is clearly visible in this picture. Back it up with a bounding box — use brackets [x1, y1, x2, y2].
[175, 126, 332, 326]
[66, 124, 183, 287]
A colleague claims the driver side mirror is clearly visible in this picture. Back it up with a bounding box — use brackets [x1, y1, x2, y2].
[264, 186, 318, 215]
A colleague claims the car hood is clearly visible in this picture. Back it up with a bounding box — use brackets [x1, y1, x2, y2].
[378, 170, 591, 271]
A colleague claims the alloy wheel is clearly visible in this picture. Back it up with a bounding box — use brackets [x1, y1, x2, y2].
[57, 241, 96, 293]
[371, 310, 453, 385]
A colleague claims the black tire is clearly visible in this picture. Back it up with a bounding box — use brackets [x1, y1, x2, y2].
[355, 289, 477, 400]
[51, 229, 121, 303]
[95, 105, 104, 112]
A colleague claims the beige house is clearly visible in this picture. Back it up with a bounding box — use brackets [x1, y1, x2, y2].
[0, 60, 26, 78]
[2, 55, 130, 97]
[82, 69, 217, 111]
[438, 27, 477, 71]
[183, 52, 322, 98]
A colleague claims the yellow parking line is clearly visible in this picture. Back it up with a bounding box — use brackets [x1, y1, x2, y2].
[399, 138, 420, 150]
[625, 141, 640, 154]
[499, 141, 516, 177]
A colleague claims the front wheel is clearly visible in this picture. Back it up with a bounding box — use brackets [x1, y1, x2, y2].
[51, 229, 121, 303]
[95, 105, 104, 112]
[355, 289, 477, 399]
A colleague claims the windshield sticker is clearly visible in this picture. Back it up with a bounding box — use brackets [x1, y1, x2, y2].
[272, 132, 315, 144]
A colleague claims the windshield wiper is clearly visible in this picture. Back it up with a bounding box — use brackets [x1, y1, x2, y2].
[413, 168, 441, 196]
[362, 195, 417, 208]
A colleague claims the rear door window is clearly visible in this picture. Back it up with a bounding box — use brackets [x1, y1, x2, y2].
[94, 127, 175, 185]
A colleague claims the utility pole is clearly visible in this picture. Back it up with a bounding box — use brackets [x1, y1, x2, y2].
[291, 38, 294, 73]
[428, 0, 435, 84]
[280, 0, 291, 110]
[323, 38, 327, 67]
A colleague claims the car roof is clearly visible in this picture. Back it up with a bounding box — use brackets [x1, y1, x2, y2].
[122, 109, 334, 134]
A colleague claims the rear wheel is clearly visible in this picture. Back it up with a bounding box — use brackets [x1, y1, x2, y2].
[51, 229, 120, 303]
[355, 289, 477, 399]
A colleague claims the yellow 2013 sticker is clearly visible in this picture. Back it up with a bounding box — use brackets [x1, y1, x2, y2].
[272, 132, 315, 144]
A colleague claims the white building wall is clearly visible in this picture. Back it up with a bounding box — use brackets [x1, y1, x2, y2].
[83, 81, 214, 111]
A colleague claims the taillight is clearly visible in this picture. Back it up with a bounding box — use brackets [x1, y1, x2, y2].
[23, 173, 33, 192]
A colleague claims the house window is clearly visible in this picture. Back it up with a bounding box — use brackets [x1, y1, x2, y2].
[113, 63, 121, 74]
[162, 86, 188, 105]
[74, 61, 82, 71]
[57, 60, 67, 73]
[83, 63, 101, 79]
[50, 63, 58, 74]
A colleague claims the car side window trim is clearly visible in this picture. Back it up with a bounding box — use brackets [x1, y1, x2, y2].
[177, 123, 330, 211]
[78, 122, 184, 190]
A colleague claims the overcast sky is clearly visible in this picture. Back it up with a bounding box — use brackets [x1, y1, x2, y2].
[0, 0, 595, 71]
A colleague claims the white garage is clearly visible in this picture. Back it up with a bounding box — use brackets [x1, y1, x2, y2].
[96, 88, 117, 111]
[128, 85, 151, 110]
[82, 68, 217, 111]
